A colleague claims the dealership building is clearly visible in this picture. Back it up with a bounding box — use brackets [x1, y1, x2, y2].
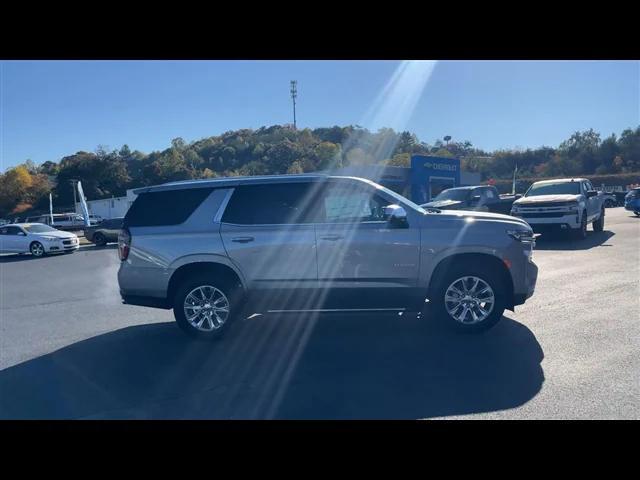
[330, 155, 481, 204]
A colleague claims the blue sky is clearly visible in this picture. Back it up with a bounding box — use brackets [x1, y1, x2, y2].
[1, 60, 638, 170]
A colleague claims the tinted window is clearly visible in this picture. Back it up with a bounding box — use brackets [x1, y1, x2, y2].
[104, 219, 123, 228]
[222, 183, 320, 225]
[125, 188, 214, 227]
[433, 189, 469, 201]
[3, 226, 23, 235]
[319, 182, 391, 223]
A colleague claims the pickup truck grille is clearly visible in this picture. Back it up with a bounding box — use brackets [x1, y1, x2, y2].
[520, 212, 567, 218]
[517, 202, 569, 208]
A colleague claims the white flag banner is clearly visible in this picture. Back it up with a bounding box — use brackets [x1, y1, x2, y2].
[49, 193, 54, 225]
[77, 181, 91, 227]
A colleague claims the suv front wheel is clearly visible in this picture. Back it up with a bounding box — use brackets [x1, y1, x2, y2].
[431, 265, 505, 333]
[173, 274, 241, 340]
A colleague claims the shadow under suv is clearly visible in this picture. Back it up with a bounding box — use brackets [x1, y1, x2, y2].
[118, 175, 538, 339]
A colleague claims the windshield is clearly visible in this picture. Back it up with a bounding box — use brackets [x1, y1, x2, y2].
[525, 182, 580, 196]
[433, 189, 470, 202]
[23, 224, 58, 233]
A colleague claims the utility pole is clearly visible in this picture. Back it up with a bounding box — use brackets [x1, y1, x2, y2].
[290, 80, 297, 130]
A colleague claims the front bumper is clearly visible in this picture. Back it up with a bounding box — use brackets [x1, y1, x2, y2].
[624, 199, 640, 211]
[514, 260, 537, 306]
[45, 238, 80, 253]
[512, 212, 581, 230]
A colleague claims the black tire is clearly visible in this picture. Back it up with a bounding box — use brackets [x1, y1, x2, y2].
[635, 211, 640, 217]
[573, 211, 588, 240]
[430, 263, 506, 333]
[30, 241, 46, 257]
[173, 273, 242, 341]
[93, 232, 107, 246]
[592, 208, 605, 232]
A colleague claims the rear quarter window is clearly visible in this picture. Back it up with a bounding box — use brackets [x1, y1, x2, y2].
[124, 188, 214, 227]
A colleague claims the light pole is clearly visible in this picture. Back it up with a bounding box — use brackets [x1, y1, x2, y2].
[290, 80, 297, 130]
[70, 179, 78, 214]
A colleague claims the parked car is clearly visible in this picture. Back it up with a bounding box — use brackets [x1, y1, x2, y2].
[601, 193, 617, 208]
[84, 217, 124, 246]
[0, 223, 79, 257]
[118, 175, 538, 340]
[613, 191, 629, 206]
[624, 188, 640, 216]
[421, 185, 520, 215]
[510, 178, 605, 239]
[28, 213, 86, 230]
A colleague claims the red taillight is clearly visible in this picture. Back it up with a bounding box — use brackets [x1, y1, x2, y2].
[118, 228, 131, 261]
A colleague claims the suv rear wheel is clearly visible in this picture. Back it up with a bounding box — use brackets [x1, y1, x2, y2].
[431, 264, 505, 333]
[173, 274, 241, 340]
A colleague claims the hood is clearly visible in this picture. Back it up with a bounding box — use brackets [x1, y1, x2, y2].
[436, 209, 530, 228]
[422, 199, 465, 209]
[514, 194, 581, 205]
[33, 230, 77, 239]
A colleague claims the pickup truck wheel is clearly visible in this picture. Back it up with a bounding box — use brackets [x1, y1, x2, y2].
[93, 232, 107, 246]
[173, 274, 241, 341]
[432, 266, 505, 333]
[573, 211, 588, 240]
[592, 208, 605, 232]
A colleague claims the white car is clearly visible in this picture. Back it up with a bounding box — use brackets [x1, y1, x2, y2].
[0, 223, 80, 257]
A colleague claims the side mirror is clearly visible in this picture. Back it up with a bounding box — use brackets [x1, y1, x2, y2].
[19, 232, 27, 236]
[383, 204, 408, 228]
[586, 190, 597, 198]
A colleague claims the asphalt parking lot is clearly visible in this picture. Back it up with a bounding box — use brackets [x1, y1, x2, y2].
[1, 208, 638, 419]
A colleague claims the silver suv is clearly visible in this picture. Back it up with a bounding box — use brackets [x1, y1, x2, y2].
[118, 175, 538, 339]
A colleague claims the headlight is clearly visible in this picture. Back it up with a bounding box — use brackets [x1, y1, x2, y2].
[507, 229, 535, 242]
[41, 236, 59, 242]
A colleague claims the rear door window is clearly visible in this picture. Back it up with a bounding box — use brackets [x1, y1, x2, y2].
[222, 183, 320, 225]
[5, 226, 23, 235]
[125, 188, 214, 227]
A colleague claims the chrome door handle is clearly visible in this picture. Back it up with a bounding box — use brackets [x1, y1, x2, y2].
[231, 236, 254, 243]
[319, 234, 343, 241]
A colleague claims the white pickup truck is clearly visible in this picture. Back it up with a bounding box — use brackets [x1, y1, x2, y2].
[510, 178, 605, 239]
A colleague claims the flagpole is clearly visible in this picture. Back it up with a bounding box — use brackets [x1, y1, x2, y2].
[49, 193, 54, 225]
[512, 163, 518, 195]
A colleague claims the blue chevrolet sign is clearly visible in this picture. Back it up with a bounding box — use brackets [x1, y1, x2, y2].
[410, 155, 461, 204]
